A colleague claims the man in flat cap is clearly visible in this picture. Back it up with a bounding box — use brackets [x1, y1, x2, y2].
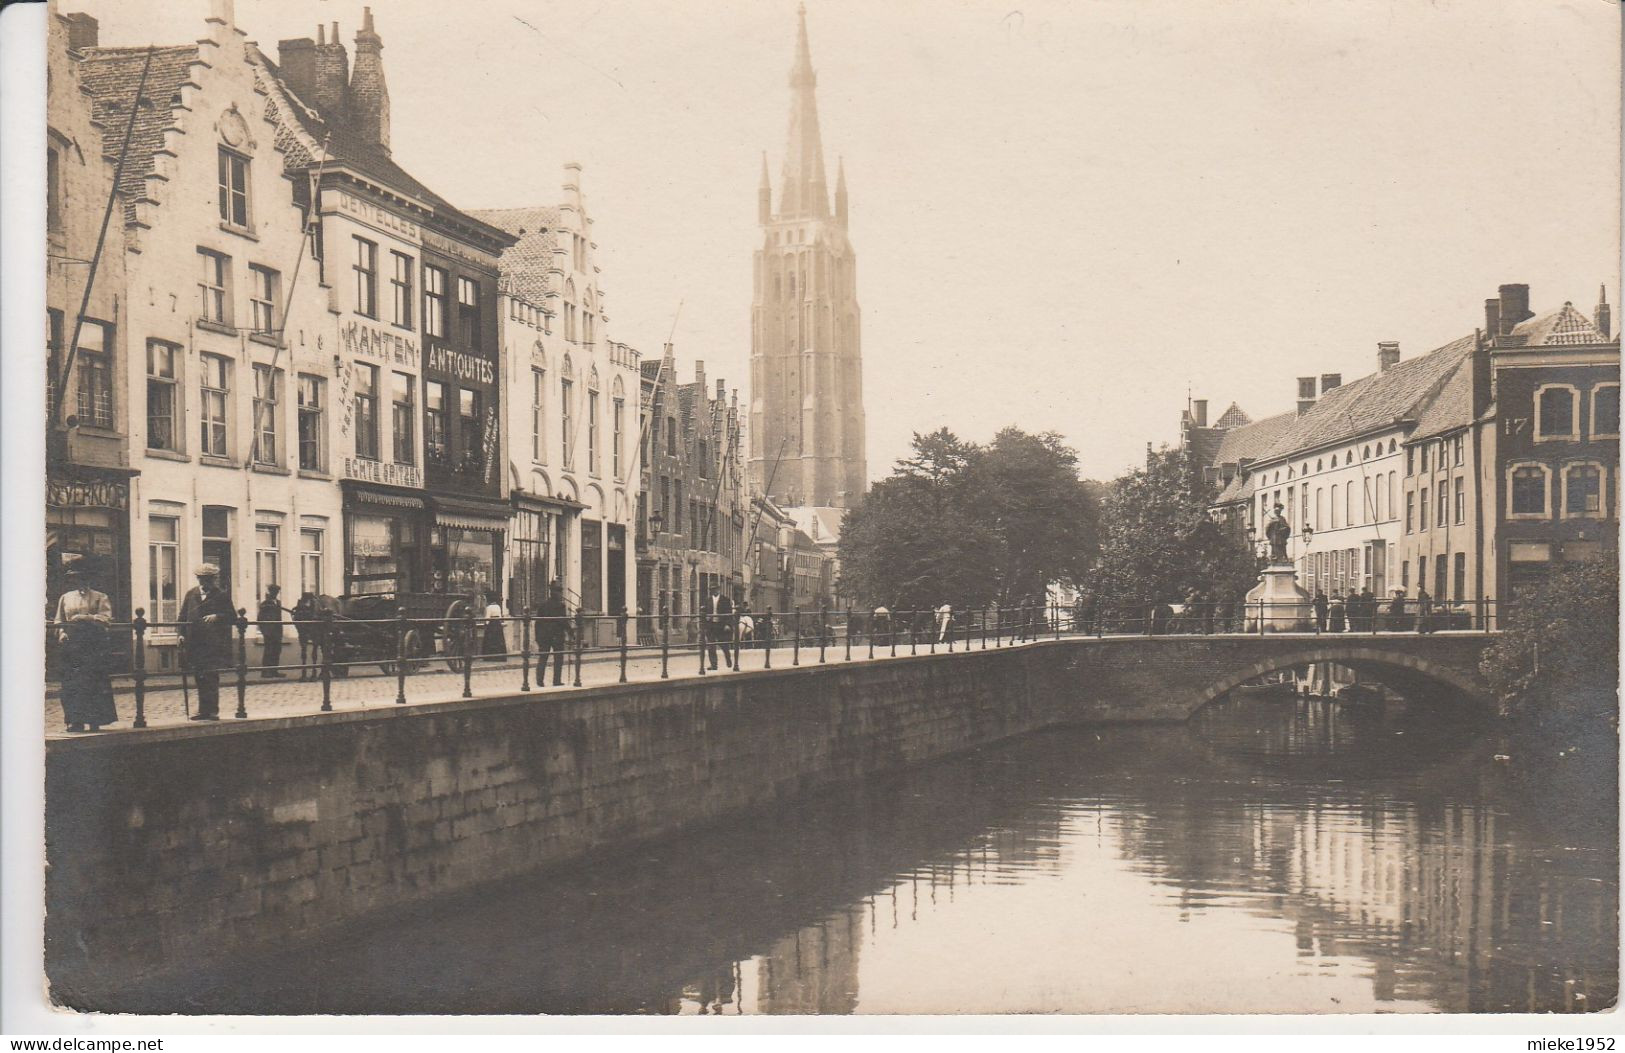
[178, 563, 235, 720]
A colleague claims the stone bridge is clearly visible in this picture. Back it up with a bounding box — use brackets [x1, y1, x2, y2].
[1052, 631, 1499, 722]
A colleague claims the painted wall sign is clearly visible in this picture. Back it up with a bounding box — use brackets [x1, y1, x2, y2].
[343, 456, 422, 489]
[47, 477, 129, 510]
[331, 190, 421, 242]
[342, 320, 418, 366]
[426, 345, 496, 386]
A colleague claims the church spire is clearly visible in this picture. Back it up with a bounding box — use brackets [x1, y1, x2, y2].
[834, 156, 848, 226]
[778, 3, 829, 219]
[758, 151, 772, 224]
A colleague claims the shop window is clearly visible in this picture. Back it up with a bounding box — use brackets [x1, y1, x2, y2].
[197, 248, 230, 326]
[426, 380, 448, 464]
[391, 371, 415, 465]
[349, 514, 398, 595]
[1535, 385, 1578, 440]
[148, 515, 180, 623]
[423, 265, 448, 338]
[457, 276, 481, 350]
[1563, 462, 1603, 517]
[353, 237, 378, 318]
[202, 506, 233, 593]
[390, 252, 414, 330]
[200, 353, 230, 457]
[147, 340, 180, 451]
[251, 364, 281, 466]
[218, 147, 250, 229]
[297, 374, 325, 472]
[249, 264, 279, 337]
[255, 523, 280, 601]
[1509, 463, 1550, 517]
[1592, 384, 1620, 438]
[299, 527, 324, 597]
[353, 363, 380, 461]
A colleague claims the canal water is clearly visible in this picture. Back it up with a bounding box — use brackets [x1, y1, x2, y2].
[153, 693, 1617, 1015]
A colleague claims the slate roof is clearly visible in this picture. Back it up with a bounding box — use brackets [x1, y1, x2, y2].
[1503, 302, 1613, 348]
[1407, 354, 1475, 442]
[76, 44, 201, 225]
[1212, 410, 1296, 466]
[467, 206, 562, 307]
[249, 48, 509, 247]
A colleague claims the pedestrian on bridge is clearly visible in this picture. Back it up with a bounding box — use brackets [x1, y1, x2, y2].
[936, 603, 954, 645]
[1416, 587, 1435, 634]
[1328, 591, 1346, 633]
[1386, 589, 1409, 633]
[704, 585, 735, 670]
[1313, 589, 1328, 633]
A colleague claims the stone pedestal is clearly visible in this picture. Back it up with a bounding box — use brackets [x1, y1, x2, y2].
[1243, 562, 1312, 632]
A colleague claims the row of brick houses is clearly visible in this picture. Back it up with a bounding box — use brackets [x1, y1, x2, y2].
[1183, 283, 1620, 615]
[45, 0, 846, 665]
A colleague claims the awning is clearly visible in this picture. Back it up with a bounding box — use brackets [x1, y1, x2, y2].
[433, 495, 512, 532]
[511, 489, 587, 513]
[350, 490, 426, 512]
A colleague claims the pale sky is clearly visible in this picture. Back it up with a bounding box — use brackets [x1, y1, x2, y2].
[69, 0, 1622, 481]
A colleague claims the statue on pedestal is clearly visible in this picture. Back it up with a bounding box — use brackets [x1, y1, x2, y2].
[1264, 503, 1291, 564]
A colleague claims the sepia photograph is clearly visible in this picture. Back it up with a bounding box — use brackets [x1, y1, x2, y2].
[9, 0, 1622, 1027]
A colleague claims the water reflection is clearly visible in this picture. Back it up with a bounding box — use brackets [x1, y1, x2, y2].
[133, 695, 1616, 1015]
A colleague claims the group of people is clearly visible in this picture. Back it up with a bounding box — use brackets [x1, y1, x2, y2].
[1313, 587, 1443, 633]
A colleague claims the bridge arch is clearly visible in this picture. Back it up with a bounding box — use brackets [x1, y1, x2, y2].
[1188, 644, 1492, 715]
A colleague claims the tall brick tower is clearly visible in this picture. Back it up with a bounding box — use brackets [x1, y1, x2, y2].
[749, 3, 866, 509]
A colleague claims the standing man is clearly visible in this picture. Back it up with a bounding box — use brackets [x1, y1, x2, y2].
[178, 564, 234, 721]
[704, 584, 735, 670]
[535, 581, 569, 687]
[1313, 589, 1328, 633]
[258, 584, 286, 678]
[1416, 586, 1434, 634]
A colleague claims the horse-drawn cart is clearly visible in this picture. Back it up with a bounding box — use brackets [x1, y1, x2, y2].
[320, 592, 484, 676]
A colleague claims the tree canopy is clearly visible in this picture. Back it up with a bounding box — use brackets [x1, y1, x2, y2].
[1479, 559, 1619, 722]
[837, 427, 1099, 610]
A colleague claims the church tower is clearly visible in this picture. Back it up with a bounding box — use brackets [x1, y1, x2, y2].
[749, 4, 866, 509]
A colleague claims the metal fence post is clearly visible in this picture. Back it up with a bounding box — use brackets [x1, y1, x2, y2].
[764, 607, 774, 669]
[573, 610, 585, 688]
[845, 608, 853, 661]
[1258, 597, 1266, 637]
[818, 606, 828, 663]
[462, 607, 476, 698]
[910, 611, 918, 656]
[868, 610, 876, 660]
[234, 608, 249, 719]
[395, 606, 408, 705]
[619, 610, 629, 683]
[131, 609, 148, 729]
[660, 610, 670, 679]
[320, 609, 334, 712]
[520, 610, 532, 692]
[699, 611, 709, 675]
[793, 608, 801, 666]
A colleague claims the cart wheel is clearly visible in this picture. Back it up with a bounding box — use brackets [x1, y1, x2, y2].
[442, 600, 473, 674]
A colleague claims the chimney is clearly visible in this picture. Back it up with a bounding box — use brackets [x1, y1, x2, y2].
[1378, 341, 1401, 373]
[1597, 285, 1611, 339]
[716, 378, 726, 401]
[1192, 399, 1208, 427]
[1498, 283, 1532, 335]
[277, 37, 318, 102]
[1483, 300, 1500, 343]
[61, 12, 99, 51]
[311, 22, 349, 118]
[1320, 373, 1342, 392]
[694, 360, 706, 393]
[349, 7, 390, 152]
[1296, 376, 1317, 415]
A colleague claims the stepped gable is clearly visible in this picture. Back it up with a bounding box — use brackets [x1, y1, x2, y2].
[76, 44, 202, 225]
[469, 206, 563, 308]
[1256, 335, 1477, 461]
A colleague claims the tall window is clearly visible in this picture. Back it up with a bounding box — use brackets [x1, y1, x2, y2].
[1511, 465, 1547, 516]
[674, 480, 684, 533]
[458, 388, 482, 470]
[1434, 553, 1447, 600]
[1593, 384, 1620, 437]
[531, 368, 546, 462]
[353, 237, 378, 318]
[423, 265, 448, 338]
[255, 523, 280, 600]
[1344, 481, 1354, 526]
[249, 264, 279, 336]
[1420, 444, 1430, 472]
[425, 380, 448, 462]
[197, 249, 229, 325]
[146, 340, 179, 451]
[202, 506, 233, 589]
[1565, 463, 1603, 516]
[666, 416, 677, 455]
[390, 371, 415, 464]
[1536, 386, 1577, 440]
[354, 363, 380, 460]
[1452, 435, 1464, 466]
[561, 376, 574, 468]
[251, 364, 281, 466]
[1436, 484, 1447, 528]
[390, 252, 414, 329]
[1419, 486, 1428, 531]
[200, 353, 229, 457]
[660, 477, 671, 530]
[1453, 476, 1465, 525]
[297, 374, 324, 471]
[217, 147, 249, 228]
[1406, 447, 1415, 475]
[612, 397, 625, 477]
[300, 528, 324, 596]
[148, 515, 180, 622]
[457, 277, 481, 350]
[74, 321, 114, 429]
[587, 388, 600, 475]
[1453, 552, 1466, 603]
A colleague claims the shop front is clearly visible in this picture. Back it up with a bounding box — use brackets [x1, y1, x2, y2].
[431, 496, 510, 604]
[508, 492, 583, 615]
[46, 468, 135, 622]
[342, 482, 430, 597]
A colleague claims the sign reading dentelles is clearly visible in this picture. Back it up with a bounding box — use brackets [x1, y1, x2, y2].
[343, 456, 422, 489]
[332, 190, 421, 241]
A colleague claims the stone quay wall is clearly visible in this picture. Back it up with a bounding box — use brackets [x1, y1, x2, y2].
[46, 643, 1083, 1004]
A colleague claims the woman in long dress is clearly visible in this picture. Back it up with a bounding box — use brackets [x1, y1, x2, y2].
[53, 570, 118, 732]
[481, 592, 507, 660]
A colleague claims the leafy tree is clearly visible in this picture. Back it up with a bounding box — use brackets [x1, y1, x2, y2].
[1087, 445, 1259, 615]
[1480, 559, 1619, 722]
[838, 427, 1099, 610]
